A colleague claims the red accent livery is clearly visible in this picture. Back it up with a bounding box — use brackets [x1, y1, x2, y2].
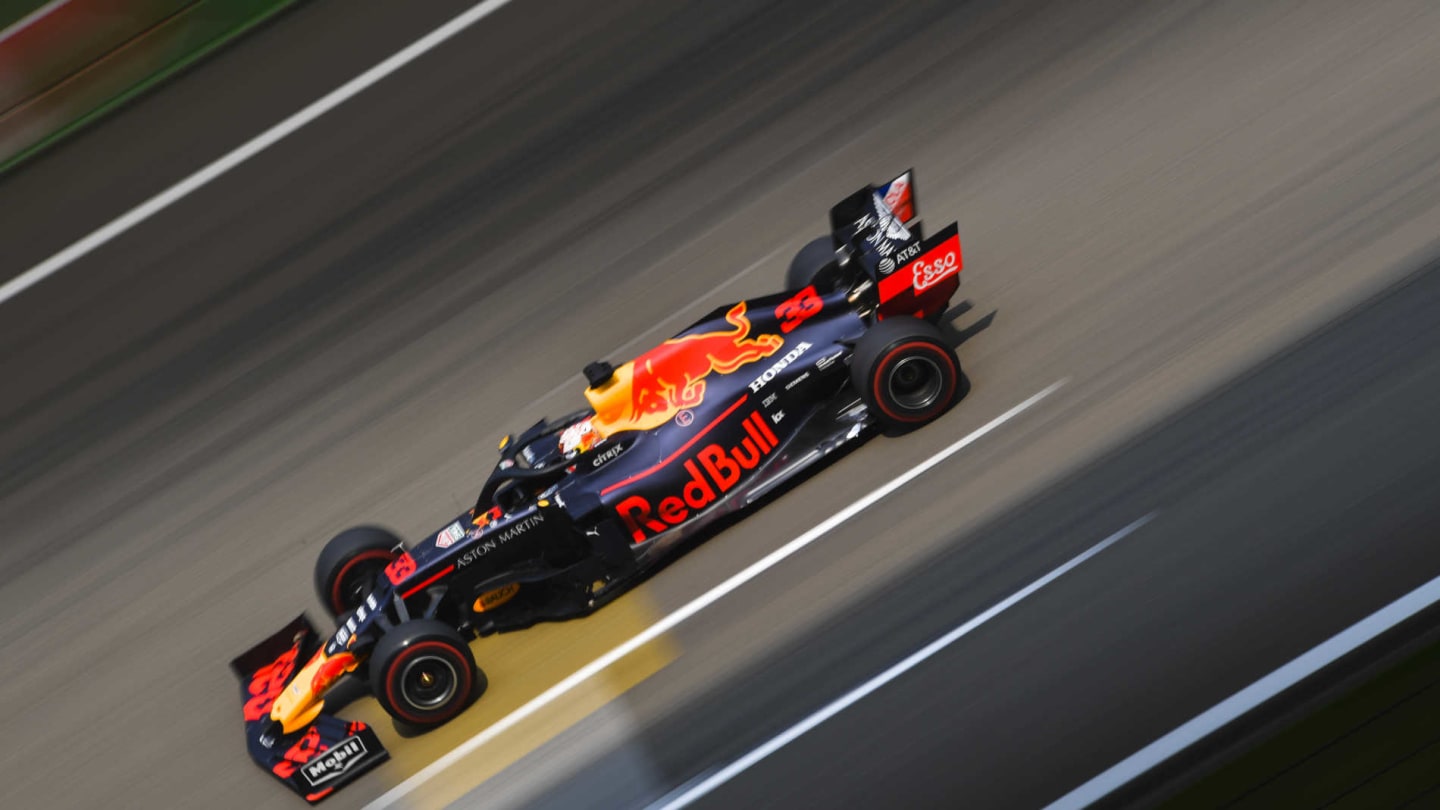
[616, 411, 780, 542]
[878, 223, 962, 320]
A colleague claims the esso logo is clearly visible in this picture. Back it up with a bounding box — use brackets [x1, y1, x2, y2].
[912, 251, 958, 291]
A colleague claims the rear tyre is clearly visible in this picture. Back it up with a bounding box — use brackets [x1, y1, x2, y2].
[370, 619, 485, 729]
[786, 236, 837, 291]
[314, 526, 402, 620]
[851, 316, 963, 434]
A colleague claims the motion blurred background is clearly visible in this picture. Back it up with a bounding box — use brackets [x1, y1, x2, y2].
[2, 0, 1440, 807]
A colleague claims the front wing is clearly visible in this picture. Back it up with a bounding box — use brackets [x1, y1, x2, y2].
[231, 615, 389, 804]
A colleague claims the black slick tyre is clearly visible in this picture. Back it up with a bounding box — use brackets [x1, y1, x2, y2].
[787, 236, 836, 291]
[314, 526, 402, 620]
[851, 316, 963, 434]
[369, 619, 485, 729]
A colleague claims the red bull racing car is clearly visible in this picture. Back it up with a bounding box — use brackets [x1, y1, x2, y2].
[232, 170, 968, 802]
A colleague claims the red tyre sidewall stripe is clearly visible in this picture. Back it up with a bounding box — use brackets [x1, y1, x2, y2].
[329, 549, 395, 614]
[871, 341, 958, 424]
[383, 640, 473, 725]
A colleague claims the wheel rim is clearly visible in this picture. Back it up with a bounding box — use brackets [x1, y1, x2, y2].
[886, 355, 945, 411]
[398, 653, 459, 711]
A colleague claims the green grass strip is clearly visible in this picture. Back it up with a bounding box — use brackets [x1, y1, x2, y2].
[0, 0, 304, 176]
[1165, 641, 1440, 809]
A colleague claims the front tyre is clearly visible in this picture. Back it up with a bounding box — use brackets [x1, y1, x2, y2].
[369, 620, 485, 729]
[852, 316, 963, 434]
[314, 526, 402, 620]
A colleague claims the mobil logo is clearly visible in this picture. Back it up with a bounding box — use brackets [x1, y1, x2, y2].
[615, 411, 780, 542]
[300, 735, 369, 787]
[597, 302, 783, 432]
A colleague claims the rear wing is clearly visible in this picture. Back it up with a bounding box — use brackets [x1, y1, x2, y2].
[829, 168, 919, 236]
[878, 169, 917, 225]
[828, 169, 961, 320]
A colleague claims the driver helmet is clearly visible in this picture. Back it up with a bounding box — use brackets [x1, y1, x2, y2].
[558, 416, 602, 458]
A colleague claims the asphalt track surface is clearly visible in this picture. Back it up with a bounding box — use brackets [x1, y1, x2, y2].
[3, 1, 1440, 808]
[567, 259, 1440, 810]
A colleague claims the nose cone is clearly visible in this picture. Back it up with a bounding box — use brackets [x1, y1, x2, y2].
[270, 648, 356, 734]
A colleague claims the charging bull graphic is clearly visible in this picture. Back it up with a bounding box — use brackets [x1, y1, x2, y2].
[592, 302, 783, 433]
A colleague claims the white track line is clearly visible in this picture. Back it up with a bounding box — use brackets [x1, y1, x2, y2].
[652, 513, 1156, 810]
[0, 0, 519, 307]
[1046, 568, 1440, 809]
[364, 380, 1067, 808]
[0, 0, 72, 45]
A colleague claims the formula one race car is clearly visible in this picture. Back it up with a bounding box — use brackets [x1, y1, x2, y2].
[232, 170, 967, 802]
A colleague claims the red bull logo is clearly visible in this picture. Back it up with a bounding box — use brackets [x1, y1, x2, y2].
[593, 302, 782, 433]
[243, 644, 300, 722]
[615, 410, 780, 542]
